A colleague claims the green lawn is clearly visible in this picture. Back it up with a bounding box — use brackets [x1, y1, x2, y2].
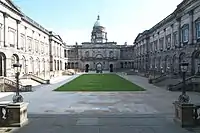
[55, 74, 145, 91]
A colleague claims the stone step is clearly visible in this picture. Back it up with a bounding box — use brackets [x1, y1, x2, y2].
[19, 79, 41, 87]
[154, 78, 182, 87]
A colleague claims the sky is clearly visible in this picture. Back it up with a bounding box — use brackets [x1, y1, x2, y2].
[13, 0, 183, 45]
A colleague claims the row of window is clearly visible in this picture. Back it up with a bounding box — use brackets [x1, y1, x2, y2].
[20, 35, 48, 55]
[84, 51, 114, 58]
[136, 21, 200, 55]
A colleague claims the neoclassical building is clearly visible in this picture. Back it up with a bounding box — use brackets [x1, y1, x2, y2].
[134, 0, 200, 76]
[0, 0, 65, 80]
[65, 16, 134, 72]
[0, 0, 135, 87]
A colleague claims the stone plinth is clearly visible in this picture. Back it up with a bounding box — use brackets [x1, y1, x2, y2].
[173, 101, 195, 127]
[7, 102, 29, 127]
[0, 101, 29, 127]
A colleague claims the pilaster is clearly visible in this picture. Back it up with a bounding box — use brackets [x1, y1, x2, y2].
[24, 26, 27, 52]
[3, 12, 8, 47]
[188, 10, 194, 45]
[177, 17, 182, 47]
[171, 24, 174, 49]
[16, 20, 21, 49]
[163, 28, 166, 50]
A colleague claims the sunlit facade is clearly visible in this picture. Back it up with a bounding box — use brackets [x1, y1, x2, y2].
[134, 0, 200, 76]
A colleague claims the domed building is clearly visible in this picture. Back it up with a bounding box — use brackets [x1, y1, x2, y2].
[91, 15, 107, 43]
[65, 15, 135, 72]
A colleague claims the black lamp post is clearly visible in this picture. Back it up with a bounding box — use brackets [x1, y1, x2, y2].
[12, 63, 23, 103]
[178, 62, 189, 103]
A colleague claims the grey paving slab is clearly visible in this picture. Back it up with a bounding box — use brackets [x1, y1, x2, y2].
[1, 73, 200, 133]
[12, 114, 193, 133]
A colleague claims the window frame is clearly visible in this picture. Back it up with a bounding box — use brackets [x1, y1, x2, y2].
[182, 24, 189, 43]
[195, 18, 200, 39]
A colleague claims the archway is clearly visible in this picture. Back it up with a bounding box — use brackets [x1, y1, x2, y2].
[96, 63, 102, 73]
[29, 57, 34, 74]
[71, 62, 74, 69]
[42, 59, 45, 77]
[85, 64, 89, 72]
[36, 58, 40, 75]
[0, 52, 6, 76]
[21, 56, 26, 74]
[75, 62, 78, 69]
[67, 62, 70, 69]
[110, 64, 113, 72]
[60, 61, 62, 70]
[172, 54, 177, 73]
[125, 62, 127, 68]
[191, 50, 200, 75]
[120, 62, 124, 68]
[54, 60, 56, 71]
[11, 54, 19, 68]
[65, 62, 67, 70]
[164, 55, 171, 73]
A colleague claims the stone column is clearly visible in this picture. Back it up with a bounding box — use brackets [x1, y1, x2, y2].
[188, 10, 194, 45]
[3, 13, 8, 47]
[24, 27, 27, 52]
[32, 31, 34, 53]
[177, 17, 182, 47]
[163, 29, 166, 50]
[171, 24, 174, 49]
[16, 20, 21, 50]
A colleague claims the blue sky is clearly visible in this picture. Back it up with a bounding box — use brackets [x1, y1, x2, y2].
[13, 0, 183, 45]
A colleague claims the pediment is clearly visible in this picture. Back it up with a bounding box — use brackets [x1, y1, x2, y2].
[1, 0, 22, 15]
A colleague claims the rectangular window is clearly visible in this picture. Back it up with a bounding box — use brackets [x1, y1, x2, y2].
[35, 40, 39, 53]
[196, 22, 200, 39]
[8, 28, 15, 47]
[182, 25, 189, 43]
[166, 34, 171, 49]
[20, 34, 25, 50]
[173, 32, 178, 46]
[41, 42, 44, 54]
[159, 38, 164, 50]
[154, 40, 158, 51]
[27, 37, 32, 51]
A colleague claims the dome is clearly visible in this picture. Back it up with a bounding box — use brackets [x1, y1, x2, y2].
[94, 15, 101, 27]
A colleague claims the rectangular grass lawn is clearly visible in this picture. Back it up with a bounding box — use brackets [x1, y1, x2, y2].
[55, 74, 145, 91]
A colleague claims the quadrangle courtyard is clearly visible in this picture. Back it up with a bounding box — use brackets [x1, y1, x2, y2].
[1, 73, 200, 133]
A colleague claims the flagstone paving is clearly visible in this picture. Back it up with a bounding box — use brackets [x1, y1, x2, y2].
[1, 73, 200, 133]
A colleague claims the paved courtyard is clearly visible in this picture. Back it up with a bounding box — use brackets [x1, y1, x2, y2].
[1, 73, 200, 133]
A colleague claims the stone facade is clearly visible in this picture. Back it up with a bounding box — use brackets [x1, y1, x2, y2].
[0, 1, 134, 80]
[0, 0, 65, 79]
[134, 0, 200, 76]
[66, 16, 134, 72]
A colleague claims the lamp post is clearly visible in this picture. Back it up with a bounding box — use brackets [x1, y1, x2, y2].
[12, 63, 23, 103]
[178, 62, 189, 103]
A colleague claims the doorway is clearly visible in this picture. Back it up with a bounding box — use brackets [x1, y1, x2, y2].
[85, 64, 89, 72]
[110, 64, 113, 72]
